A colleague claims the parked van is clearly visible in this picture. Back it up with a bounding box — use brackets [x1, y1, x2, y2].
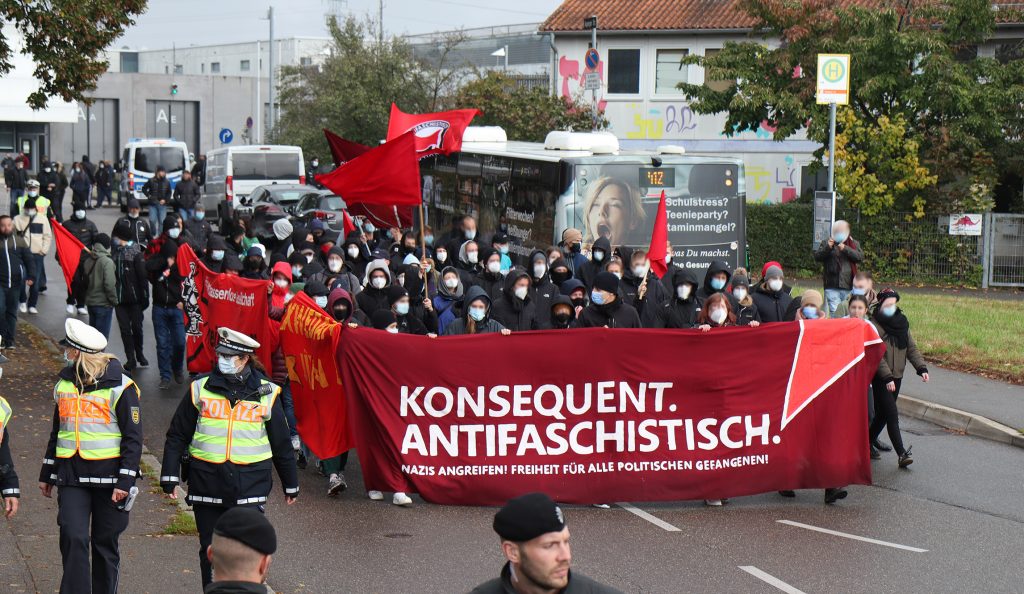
[120, 138, 191, 209]
[201, 145, 305, 227]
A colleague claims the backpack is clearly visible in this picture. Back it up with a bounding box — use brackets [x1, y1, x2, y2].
[71, 250, 97, 299]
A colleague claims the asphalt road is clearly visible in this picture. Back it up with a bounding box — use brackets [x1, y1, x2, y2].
[18, 205, 1024, 593]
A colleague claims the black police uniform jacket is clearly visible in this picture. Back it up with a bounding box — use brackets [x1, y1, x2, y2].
[159, 368, 299, 507]
[38, 360, 143, 492]
[471, 563, 625, 594]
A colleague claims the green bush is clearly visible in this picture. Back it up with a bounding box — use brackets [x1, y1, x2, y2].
[746, 203, 817, 278]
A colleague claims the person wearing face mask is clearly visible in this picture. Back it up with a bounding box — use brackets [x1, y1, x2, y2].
[456, 239, 481, 288]
[548, 257, 572, 289]
[239, 246, 269, 280]
[112, 198, 153, 249]
[577, 272, 641, 329]
[302, 280, 331, 311]
[559, 278, 588, 321]
[540, 294, 577, 330]
[868, 288, 929, 469]
[793, 289, 826, 321]
[489, 268, 538, 332]
[306, 157, 321, 189]
[340, 231, 370, 279]
[696, 292, 736, 332]
[141, 166, 172, 235]
[13, 197, 52, 315]
[38, 160, 62, 221]
[18, 179, 52, 219]
[268, 262, 294, 312]
[528, 250, 557, 317]
[40, 319, 143, 594]
[619, 250, 670, 328]
[386, 285, 431, 335]
[751, 263, 794, 323]
[834, 270, 877, 318]
[172, 169, 200, 221]
[696, 260, 739, 311]
[475, 248, 506, 302]
[111, 226, 150, 372]
[576, 236, 610, 290]
[94, 160, 114, 209]
[63, 208, 99, 315]
[444, 214, 478, 259]
[442, 285, 511, 336]
[814, 220, 864, 316]
[201, 234, 231, 273]
[653, 269, 702, 329]
[147, 213, 183, 261]
[729, 271, 761, 327]
[5, 159, 27, 217]
[160, 327, 299, 588]
[306, 246, 361, 296]
[146, 239, 186, 390]
[69, 161, 91, 213]
[356, 259, 393, 317]
[604, 257, 624, 281]
[182, 207, 212, 253]
[558, 227, 588, 278]
[491, 232, 513, 274]
[433, 267, 464, 335]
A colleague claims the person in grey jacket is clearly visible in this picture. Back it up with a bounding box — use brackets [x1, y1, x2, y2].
[83, 234, 118, 338]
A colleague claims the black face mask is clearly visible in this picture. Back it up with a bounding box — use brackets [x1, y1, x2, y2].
[569, 243, 581, 254]
[553, 312, 572, 325]
[571, 297, 586, 308]
[550, 271, 570, 285]
[402, 244, 415, 254]
[333, 307, 349, 322]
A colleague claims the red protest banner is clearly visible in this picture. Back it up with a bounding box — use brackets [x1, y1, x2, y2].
[279, 292, 351, 460]
[51, 218, 85, 291]
[338, 319, 883, 506]
[177, 243, 276, 373]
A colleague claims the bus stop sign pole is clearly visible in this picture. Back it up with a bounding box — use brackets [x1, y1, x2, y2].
[828, 101, 836, 227]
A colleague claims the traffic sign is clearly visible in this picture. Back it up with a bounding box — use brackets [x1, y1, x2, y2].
[585, 47, 600, 70]
[219, 128, 234, 144]
[583, 71, 601, 91]
[816, 54, 850, 105]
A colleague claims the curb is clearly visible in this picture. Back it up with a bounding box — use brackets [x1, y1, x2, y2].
[140, 448, 192, 515]
[899, 395, 1024, 449]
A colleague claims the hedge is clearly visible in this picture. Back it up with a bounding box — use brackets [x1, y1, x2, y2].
[746, 203, 983, 286]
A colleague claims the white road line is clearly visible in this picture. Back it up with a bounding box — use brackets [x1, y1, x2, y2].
[615, 502, 681, 532]
[777, 520, 928, 552]
[738, 566, 807, 594]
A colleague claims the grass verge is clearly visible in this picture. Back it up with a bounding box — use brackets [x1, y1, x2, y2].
[163, 510, 198, 536]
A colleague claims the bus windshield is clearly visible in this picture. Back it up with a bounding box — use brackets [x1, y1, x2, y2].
[133, 147, 186, 174]
[232, 153, 301, 180]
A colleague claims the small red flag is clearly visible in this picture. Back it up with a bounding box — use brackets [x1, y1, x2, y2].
[323, 128, 370, 165]
[316, 131, 421, 207]
[51, 218, 86, 291]
[386, 104, 479, 158]
[342, 210, 357, 236]
[646, 191, 669, 279]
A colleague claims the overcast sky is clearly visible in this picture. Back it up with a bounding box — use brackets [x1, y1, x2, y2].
[113, 0, 563, 49]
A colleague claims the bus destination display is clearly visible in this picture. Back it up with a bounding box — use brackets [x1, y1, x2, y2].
[639, 167, 676, 188]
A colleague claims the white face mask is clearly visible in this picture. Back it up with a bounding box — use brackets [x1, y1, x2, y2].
[487, 261, 501, 274]
[74, 210, 86, 219]
[710, 309, 727, 324]
[371, 276, 387, 289]
[128, 211, 139, 219]
[347, 246, 360, 259]
[632, 265, 647, 278]
[677, 285, 691, 300]
[592, 249, 604, 262]
[25, 209, 37, 217]
[395, 301, 410, 315]
[444, 277, 459, 289]
[168, 228, 181, 239]
[314, 296, 328, 308]
[464, 229, 476, 240]
[733, 288, 748, 302]
[514, 286, 529, 300]
[768, 279, 783, 292]
[466, 251, 478, 264]
[328, 259, 343, 273]
[386, 326, 399, 334]
[274, 278, 289, 289]
[533, 264, 546, 278]
[435, 251, 447, 263]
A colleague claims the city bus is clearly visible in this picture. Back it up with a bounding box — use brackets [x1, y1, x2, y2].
[418, 128, 746, 276]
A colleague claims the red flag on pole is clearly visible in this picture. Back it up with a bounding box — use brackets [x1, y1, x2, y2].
[342, 210, 357, 236]
[320, 129, 412, 228]
[316, 131, 421, 207]
[646, 191, 670, 279]
[322, 128, 370, 165]
[386, 103, 479, 158]
[51, 218, 86, 291]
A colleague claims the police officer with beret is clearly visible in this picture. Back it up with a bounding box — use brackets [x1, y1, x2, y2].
[160, 327, 299, 588]
[0, 340, 20, 519]
[472, 492, 624, 594]
[205, 506, 278, 594]
[39, 318, 143, 594]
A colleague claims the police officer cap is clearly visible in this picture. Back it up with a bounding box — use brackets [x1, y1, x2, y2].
[27, 179, 40, 188]
[493, 492, 566, 542]
[60, 318, 107, 354]
[213, 507, 277, 555]
[216, 327, 260, 356]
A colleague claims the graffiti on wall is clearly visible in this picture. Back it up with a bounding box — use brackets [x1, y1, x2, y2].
[559, 55, 607, 112]
[747, 155, 799, 203]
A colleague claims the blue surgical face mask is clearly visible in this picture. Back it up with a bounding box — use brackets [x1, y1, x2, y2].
[364, 223, 376, 234]
[592, 249, 604, 262]
[292, 265, 303, 279]
[851, 287, 867, 296]
[802, 306, 819, 319]
[590, 290, 605, 305]
[834, 232, 848, 243]
[168, 228, 181, 239]
[194, 211, 206, 221]
[710, 277, 726, 291]
[211, 250, 225, 261]
[63, 351, 75, 366]
[498, 245, 509, 255]
[468, 306, 486, 322]
[217, 355, 239, 375]
[424, 235, 434, 246]
[881, 305, 897, 317]
[395, 301, 410, 315]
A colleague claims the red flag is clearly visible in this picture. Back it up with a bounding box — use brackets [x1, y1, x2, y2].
[386, 103, 479, 157]
[342, 210, 357, 236]
[646, 191, 669, 279]
[322, 128, 370, 165]
[316, 131, 421, 207]
[51, 218, 86, 291]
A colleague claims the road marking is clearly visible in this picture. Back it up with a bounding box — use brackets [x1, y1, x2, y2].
[777, 520, 928, 552]
[616, 502, 681, 532]
[738, 566, 807, 594]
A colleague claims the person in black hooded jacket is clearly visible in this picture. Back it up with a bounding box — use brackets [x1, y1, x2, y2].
[540, 294, 576, 330]
[489, 267, 538, 332]
[341, 231, 371, 280]
[356, 259, 392, 317]
[473, 247, 505, 302]
[576, 236, 610, 288]
[577, 272, 641, 328]
[387, 285, 430, 335]
[653, 268, 701, 329]
[620, 249, 671, 327]
[751, 264, 793, 323]
[527, 250, 558, 316]
[443, 285, 510, 336]
[201, 234, 230, 273]
[697, 259, 739, 311]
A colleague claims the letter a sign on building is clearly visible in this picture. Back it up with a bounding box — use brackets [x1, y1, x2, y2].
[816, 54, 850, 105]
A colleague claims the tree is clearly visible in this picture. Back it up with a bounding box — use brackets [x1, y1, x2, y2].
[453, 71, 605, 142]
[677, 0, 1024, 213]
[1, 1, 147, 109]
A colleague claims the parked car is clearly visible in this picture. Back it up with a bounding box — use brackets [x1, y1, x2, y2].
[245, 183, 319, 238]
[289, 190, 348, 236]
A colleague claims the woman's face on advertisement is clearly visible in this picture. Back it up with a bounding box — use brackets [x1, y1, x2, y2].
[587, 183, 632, 246]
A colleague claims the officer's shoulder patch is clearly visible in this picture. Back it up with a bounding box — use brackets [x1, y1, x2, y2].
[130, 406, 140, 425]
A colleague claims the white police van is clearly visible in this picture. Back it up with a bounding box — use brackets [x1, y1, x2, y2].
[119, 138, 192, 209]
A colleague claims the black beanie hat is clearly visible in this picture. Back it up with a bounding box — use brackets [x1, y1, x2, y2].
[592, 271, 619, 294]
[493, 492, 566, 542]
[371, 309, 396, 330]
[387, 284, 408, 306]
[94, 233, 111, 250]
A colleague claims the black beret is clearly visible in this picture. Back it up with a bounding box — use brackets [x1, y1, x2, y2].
[493, 492, 566, 542]
[213, 507, 277, 555]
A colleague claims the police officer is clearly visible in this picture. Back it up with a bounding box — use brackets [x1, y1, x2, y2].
[0, 339, 21, 518]
[19, 179, 52, 218]
[39, 318, 142, 594]
[160, 327, 299, 588]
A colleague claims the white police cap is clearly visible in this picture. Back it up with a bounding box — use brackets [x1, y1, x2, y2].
[215, 327, 260, 356]
[60, 318, 107, 354]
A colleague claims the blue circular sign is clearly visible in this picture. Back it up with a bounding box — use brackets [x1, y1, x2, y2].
[219, 128, 234, 144]
[585, 48, 600, 70]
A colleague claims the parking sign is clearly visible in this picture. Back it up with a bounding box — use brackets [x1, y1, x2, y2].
[816, 54, 850, 105]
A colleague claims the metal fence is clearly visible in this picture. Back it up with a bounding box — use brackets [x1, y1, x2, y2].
[983, 213, 1024, 288]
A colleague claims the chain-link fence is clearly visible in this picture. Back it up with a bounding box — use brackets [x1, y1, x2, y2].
[984, 213, 1024, 287]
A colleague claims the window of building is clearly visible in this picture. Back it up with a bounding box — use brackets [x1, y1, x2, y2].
[174, 64, 183, 75]
[120, 52, 139, 73]
[702, 49, 732, 93]
[211, 62, 221, 73]
[240, 60, 250, 72]
[655, 49, 689, 94]
[607, 49, 641, 94]
[300, 56, 312, 66]
[201, 63, 205, 73]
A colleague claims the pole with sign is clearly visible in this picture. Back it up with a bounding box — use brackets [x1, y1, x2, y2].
[816, 53, 850, 229]
[584, 15, 598, 131]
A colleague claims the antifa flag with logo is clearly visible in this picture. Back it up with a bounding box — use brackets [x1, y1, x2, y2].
[51, 218, 86, 291]
[338, 319, 884, 506]
[320, 128, 412, 229]
[176, 243, 276, 373]
[279, 292, 352, 459]
[386, 103, 479, 158]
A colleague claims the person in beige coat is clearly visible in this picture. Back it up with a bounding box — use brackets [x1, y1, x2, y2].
[13, 197, 51, 314]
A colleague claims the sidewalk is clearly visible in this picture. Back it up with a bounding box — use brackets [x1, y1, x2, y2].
[1, 323, 198, 593]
